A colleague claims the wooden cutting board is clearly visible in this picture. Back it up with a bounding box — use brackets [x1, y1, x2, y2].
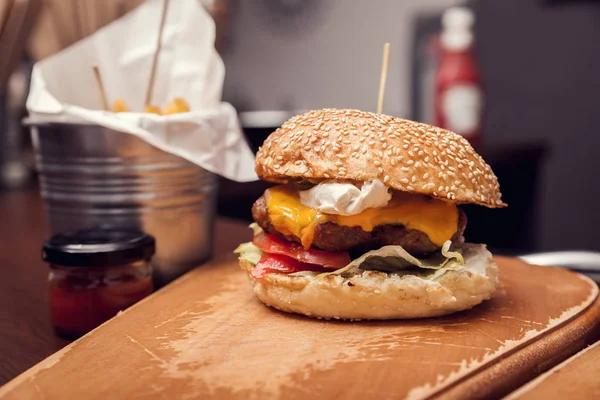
[1, 257, 599, 400]
[505, 340, 600, 399]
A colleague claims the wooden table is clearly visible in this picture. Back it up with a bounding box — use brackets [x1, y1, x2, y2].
[0, 188, 251, 385]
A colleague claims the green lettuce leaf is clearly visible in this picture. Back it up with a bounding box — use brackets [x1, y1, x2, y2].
[234, 242, 263, 265]
[249, 222, 263, 235]
[233, 223, 264, 265]
[319, 240, 465, 280]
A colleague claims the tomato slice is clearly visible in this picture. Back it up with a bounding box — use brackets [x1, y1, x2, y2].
[252, 254, 328, 279]
[253, 232, 350, 270]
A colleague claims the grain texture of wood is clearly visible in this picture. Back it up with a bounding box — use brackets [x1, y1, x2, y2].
[505, 340, 600, 399]
[0, 257, 598, 400]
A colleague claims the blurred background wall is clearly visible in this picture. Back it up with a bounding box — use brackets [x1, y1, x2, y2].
[220, 0, 600, 252]
[221, 0, 458, 115]
[475, 0, 600, 252]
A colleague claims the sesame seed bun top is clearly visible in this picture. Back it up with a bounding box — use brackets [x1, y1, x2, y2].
[255, 108, 506, 208]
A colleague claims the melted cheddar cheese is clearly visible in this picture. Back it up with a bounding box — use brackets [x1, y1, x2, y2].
[265, 186, 458, 249]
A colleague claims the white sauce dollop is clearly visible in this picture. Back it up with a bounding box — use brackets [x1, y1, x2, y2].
[299, 179, 391, 216]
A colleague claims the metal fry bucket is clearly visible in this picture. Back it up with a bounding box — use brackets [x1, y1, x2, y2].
[27, 119, 217, 286]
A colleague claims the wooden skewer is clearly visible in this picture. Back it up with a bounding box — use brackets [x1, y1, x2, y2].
[144, 0, 169, 107]
[79, 0, 89, 37]
[71, 0, 83, 43]
[0, 0, 14, 39]
[92, 63, 109, 111]
[96, 0, 104, 27]
[0, 0, 34, 88]
[86, 0, 97, 36]
[376, 42, 390, 114]
[47, 0, 69, 48]
[116, 0, 126, 19]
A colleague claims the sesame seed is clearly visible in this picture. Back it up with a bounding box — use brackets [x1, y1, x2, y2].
[383, 175, 390, 183]
[401, 178, 409, 184]
[258, 108, 504, 208]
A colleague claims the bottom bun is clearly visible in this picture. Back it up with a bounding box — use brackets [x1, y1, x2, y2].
[240, 244, 498, 320]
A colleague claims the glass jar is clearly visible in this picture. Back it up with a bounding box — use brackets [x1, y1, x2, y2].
[43, 229, 155, 339]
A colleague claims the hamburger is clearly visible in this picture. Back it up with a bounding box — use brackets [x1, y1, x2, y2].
[235, 108, 506, 320]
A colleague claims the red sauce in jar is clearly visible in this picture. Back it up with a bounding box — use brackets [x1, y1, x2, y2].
[43, 229, 155, 338]
[49, 263, 153, 338]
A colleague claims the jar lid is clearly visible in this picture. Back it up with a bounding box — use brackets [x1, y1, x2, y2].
[43, 229, 156, 267]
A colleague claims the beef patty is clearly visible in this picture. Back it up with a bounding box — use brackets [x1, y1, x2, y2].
[252, 195, 467, 255]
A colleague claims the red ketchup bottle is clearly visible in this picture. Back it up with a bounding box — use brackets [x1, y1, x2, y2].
[435, 7, 483, 147]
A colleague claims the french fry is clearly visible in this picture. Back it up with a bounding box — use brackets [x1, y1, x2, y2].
[144, 104, 162, 115]
[163, 97, 191, 115]
[112, 98, 129, 112]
